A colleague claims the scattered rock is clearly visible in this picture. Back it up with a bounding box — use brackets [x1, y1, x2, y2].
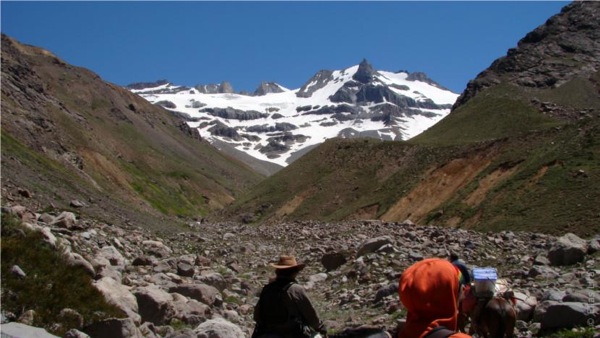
[548, 233, 588, 266]
[2, 204, 599, 337]
[10, 265, 26, 279]
[193, 318, 245, 338]
[82, 317, 143, 338]
[0, 322, 59, 338]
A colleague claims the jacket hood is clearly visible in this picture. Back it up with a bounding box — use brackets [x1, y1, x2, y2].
[398, 258, 461, 338]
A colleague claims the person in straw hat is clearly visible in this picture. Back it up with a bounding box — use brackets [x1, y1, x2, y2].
[252, 255, 326, 338]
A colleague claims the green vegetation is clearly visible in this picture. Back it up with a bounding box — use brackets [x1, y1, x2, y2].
[540, 326, 597, 338]
[0, 214, 125, 336]
[3, 28, 600, 239]
[124, 159, 208, 217]
[0, 132, 92, 197]
[168, 318, 194, 332]
[2, 35, 264, 236]
[224, 115, 599, 235]
[535, 76, 600, 112]
[429, 118, 600, 236]
[222, 70, 600, 237]
[412, 83, 563, 146]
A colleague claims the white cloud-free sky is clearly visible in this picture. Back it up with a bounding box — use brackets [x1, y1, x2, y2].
[1, 1, 569, 94]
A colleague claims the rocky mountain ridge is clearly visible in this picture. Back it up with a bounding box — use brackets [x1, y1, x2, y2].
[128, 59, 458, 174]
[453, 1, 600, 112]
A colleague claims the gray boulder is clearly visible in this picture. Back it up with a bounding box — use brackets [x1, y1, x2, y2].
[0, 322, 59, 338]
[357, 236, 394, 257]
[142, 240, 173, 258]
[197, 272, 227, 292]
[542, 289, 566, 302]
[10, 265, 26, 279]
[513, 291, 538, 321]
[193, 318, 245, 338]
[176, 261, 195, 277]
[64, 329, 90, 338]
[93, 277, 140, 324]
[51, 211, 78, 229]
[67, 252, 95, 277]
[134, 285, 176, 325]
[171, 293, 211, 324]
[564, 289, 600, 303]
[169, 283, 221, 306]
[82, 318, 143, 338]
[374, 282, 398, 304]
[95, 246, 127, 269]
[321, 251, 348, 271]
[548, 233, 588, 266]
[533, 300, 600, 330]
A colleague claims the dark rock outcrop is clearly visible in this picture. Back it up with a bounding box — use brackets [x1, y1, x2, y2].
[454, 1, 600, 110]
[353, 59, 378, 84]
[253, 81, 285, 96]
[246, 122, 298, 133]
[201, 107, 268, 120]
[195, 81, 234, 94]
[126, 80, 169, 90]
[296, 70, 334, 98]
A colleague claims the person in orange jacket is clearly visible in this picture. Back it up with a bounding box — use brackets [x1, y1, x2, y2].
[398, 258, 471, 338]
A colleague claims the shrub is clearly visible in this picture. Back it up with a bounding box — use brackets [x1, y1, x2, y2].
[541, 327, 597, 338]
[0, 213, 124, 335]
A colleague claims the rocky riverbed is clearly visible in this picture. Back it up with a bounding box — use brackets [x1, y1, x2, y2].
[1, 204, 599, 338]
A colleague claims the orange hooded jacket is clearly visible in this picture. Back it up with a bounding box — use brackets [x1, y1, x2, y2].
[398, 258, 471, 338]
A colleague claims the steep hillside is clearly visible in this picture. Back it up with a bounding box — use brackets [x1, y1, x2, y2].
[414, 1, 600, 145]
[1, 34, 263, 232]
[218, 1, 600, 237]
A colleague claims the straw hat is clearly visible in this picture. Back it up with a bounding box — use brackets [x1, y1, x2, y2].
[270, 255, 306, 270]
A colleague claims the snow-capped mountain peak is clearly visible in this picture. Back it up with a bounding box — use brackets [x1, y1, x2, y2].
[128, 60, 458, 174]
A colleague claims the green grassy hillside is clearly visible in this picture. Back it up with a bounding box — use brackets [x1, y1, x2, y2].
[220, 114, 599, 237]
[219, 73, 600, 237]
[1, 34, 263, 232]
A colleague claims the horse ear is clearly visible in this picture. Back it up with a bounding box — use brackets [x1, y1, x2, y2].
[503, 291, 517, 306]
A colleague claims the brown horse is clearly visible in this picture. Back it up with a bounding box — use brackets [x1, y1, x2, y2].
[475, 296, 517, 338]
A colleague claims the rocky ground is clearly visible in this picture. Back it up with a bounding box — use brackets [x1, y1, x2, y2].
[1, 200, 600, 338]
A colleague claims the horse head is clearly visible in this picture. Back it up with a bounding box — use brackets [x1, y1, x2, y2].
[477, 296, 517, 338]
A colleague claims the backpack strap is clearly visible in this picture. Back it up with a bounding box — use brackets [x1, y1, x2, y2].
[282, 281, 295, 292]
[280, 281, 297, 319]
[424, 326, 455, 338]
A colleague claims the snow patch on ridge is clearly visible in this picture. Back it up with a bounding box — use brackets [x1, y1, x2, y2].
[129, 62, 459, 169]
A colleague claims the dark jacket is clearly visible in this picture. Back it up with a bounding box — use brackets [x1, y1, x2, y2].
[253, 277, 323, 338]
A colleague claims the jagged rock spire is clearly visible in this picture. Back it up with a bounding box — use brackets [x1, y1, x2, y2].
[218, 81, 233, 93]
[253, 81, 284, 96]
[353, 59, 376, 84]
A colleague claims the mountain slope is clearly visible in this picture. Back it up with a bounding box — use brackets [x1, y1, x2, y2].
[217, 1, 600, 237]
[129, 59, 458, 175]
[413, 0, 600, 145]
[1, 34, 263, 232]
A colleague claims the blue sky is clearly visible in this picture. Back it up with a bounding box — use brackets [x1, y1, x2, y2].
[1, 1, 569, 94]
